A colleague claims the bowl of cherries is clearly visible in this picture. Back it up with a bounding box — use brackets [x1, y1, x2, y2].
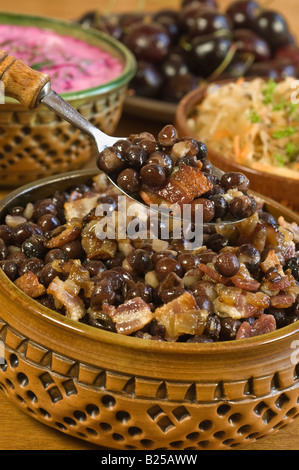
[77, 0, 299, 121]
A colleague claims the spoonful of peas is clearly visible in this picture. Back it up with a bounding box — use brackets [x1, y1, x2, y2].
[0, 50, 257, 227]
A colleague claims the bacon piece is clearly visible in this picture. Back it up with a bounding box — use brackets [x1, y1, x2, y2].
[107, 297, 154, 335]
[231, 263, 260, 292]
[260, 250, 282, 273]
[154, 291, 207, 341]
[157, 164, 213, 205]
[263, 276, 291, 293]
[47, 276, 86, 321]
[232, 278, 261, 291]
[53, 261, 94, 298]
[14, 271, 46, 298]
[81, 220, 117, 260]
[45, 219, 81, 249]
[236, 314, 276, 340]
[156, 179, 195, 205]
[64, 195, 99, 221]
[214, 287, 270, 319]
[270, 293, 296, 309]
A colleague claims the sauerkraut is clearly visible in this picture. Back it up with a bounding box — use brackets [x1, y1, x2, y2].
[187, 77, 299, 179]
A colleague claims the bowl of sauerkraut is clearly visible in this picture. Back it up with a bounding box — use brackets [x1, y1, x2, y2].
[175, 77, 299, 212]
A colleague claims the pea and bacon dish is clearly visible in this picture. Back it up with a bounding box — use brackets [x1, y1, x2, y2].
[0, 125, 299, 343]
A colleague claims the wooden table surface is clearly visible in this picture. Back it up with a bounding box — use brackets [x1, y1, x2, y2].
[0, 0, 299, 451]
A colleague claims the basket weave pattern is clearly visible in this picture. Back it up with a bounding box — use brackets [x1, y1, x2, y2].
[0, 87, 126, 187]
[0, 317, 298, 450]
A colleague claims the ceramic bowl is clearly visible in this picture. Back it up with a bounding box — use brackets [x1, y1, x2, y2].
[0, 12, 136, 188]
[175, 82, 299, 213]
[0, 168, 299, 450]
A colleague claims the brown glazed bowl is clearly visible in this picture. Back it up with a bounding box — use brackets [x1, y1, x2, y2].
[0, 169, 299, 450]
[175, 82, 299, 213]
[0, 12, 136, 188]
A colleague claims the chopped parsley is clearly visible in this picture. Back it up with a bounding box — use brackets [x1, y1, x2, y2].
[272, 127, 296, 139]
[285, 142, 296, 157]
[262, 78, 277, 105]
[248, 108, 261, 123]
[273, 154, 287, 167]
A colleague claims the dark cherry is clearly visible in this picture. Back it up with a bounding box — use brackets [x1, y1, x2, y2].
[130, 60, 163, 98]
[77, 10, 97, 27]
[187, 35, 233, 78]
[123, 22, 171, 63]
[160, 51, 189, 80]
[152, 9, 180, 43]
[246, 58, 297, 80]
[181, 0, 219, 9]
[216, 52, 255, 79]
[226, 0, 262, 29]
[275, 45, 299, 66]
[118, 12, 146, 30]
[189, 11, 232, 39]
[233, 28, 271, 62]
[179, 3, 208, 34]
[163, 73, 200, 102]
[99, 18, 123, 41]
[253, 10, 292, 51]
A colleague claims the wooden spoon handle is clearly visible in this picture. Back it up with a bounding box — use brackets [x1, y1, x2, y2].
[0, 50, 50, 109]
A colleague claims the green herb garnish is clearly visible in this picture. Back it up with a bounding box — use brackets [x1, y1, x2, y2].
[273, 154, 287, 167]
[31, 60, 54, 70]
[248, 108, 261, 123]
[262, 78, 277, 105]
[272, 127, 296, 139]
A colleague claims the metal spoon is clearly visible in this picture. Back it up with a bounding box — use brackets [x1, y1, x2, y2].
[0, 50, 247, 227]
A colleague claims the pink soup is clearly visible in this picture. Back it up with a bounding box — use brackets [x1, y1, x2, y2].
[0, 24, 124, 93]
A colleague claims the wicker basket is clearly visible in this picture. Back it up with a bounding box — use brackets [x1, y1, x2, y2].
[0, 13, 136, 188]
[0, 169, 298, 450]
